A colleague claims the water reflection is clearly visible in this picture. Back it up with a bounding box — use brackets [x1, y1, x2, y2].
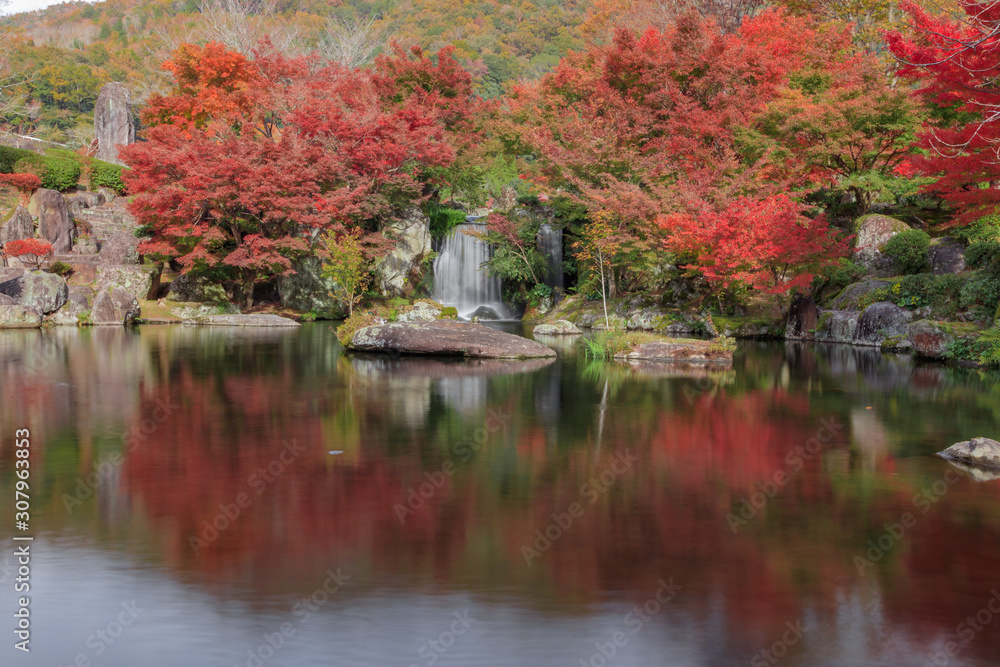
[1, 326, 999, 666]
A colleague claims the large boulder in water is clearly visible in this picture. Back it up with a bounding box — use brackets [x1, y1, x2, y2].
[96, 265, 159, 301]
[167, 273, 229, 304]
[533, 320, 582, 335]
[939, 437, 1000, 470]
[0, 270, 68, 314]
[91, 285, 140, 325]
[813, 310, 859, 344]
[374, 208, 432, 297]
[0, 305, 42, 328]
[853, 214, 910, 274]
[853, 301, 912, 347]
[94, 82, 136, 165]
[785, 294, 819, 340]
[348, 320, 556, 359]
[29, 189, 75, 253]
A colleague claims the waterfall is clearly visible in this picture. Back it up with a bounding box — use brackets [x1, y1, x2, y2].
[537, 223, 563, 291]
[433, 222, 514, 320]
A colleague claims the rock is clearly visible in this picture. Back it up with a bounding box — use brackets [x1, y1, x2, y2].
[97, 187, 117, 204]
[94, 82, 136, 165]
[497, 185, 518, 210]
[0, 305, 42, 328]
[184, 314, 301, 327]
[533, 320, 582, 335]
[0, 270, 68, 314]
[169, 302, 241, 319]
[1, 206, 33, 245]
[166, 273, 229, 304]
[29, 189, 75, 253]
[625, 307, 677, 332]
[929, 237, 966, 275]
[374, 208, 432, 297]
[785, 294, 819, 340]
[854, 214, 911, 274]
[469, 305, 502, 321]
[349, 320, 556, 359]
[908, 320, 980, 359]
[0, 294, 15, 305]
[74, 236, 99, 255]
[813, 310, 860, 344]
[853, 301, 913, 347]
[593, 315, 627, 331]
[96, 265, 158, 302]
[46, 301, 86, 326]
[614, 339, 733, 365]
[67, 285, 94, 307]
[828, 280, 894, 311]
[65, 191, 105, 213]
[91, 285, 140, 325]
[397, 301, 441, 322]
[276, 256, 345, 318]
[98, 231, 139, 265]
[938, 437, 1000, 470]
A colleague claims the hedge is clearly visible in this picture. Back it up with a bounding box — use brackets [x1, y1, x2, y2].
[0, 146, 35, 174]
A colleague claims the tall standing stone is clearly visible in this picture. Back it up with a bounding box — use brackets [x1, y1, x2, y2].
[94, 83, 136, 165]
[28, 189, 75, 253]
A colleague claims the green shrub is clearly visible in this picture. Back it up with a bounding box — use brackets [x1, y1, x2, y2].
[946, 327, 1000, 366]
[90, 159, 126, 194]
[14, 155, 82, 192]
[335, 311, 377, 346]
[0, 146, 34, 174]
[883, 229, 930, 275]
[46, 261, 73, 277]
[814, 259, 864, 303]
[966, 240, 1000, 276]
[526, 283, 552, 309]
[959, 274, 1000, 320]
[954, 214, 1000, 244]
[427, 203, 468, 239]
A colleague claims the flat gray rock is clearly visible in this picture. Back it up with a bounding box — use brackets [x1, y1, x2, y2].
[0, 305, 42, 328]
[939, 437, 1000, 470]
[533, 320, 582, 335]
[349, 320, 555, 359]
[184, 314, 301, 327]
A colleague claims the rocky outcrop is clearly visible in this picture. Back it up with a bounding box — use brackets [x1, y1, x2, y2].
[938, 437, 1000, 470]
[91, 285, 140, 325]
[67, 285, 95, 308]
[854, 301, 913, 347]
[29, 188, 75, 253]
[349, 320, 556, 359]
[0, 305, 42, 328]
[854, 214, 910, 274]
[96, 265, 158, 301]
[0, 294, 15, 306]
[813, 310, 860, 344]
[908, 320, 979, 359]
[397, 300, 445, 322]
[183, 314, 300, 327]
[374, 208, 432, 297]
[785, 294, 818, 340]
[828, 280, 893, 311]
[533, 320, 582, 335]
[929, 237, 966, 275]
[614, 339, 733, 365]
[169, 303, 240, 319]
[98, 231, 140, 265]
[166, 274, 229, 304]
[1, 206, 33, 246]
[46, 301, 86, 326]
[94, 82, 136, 165]
[0, 270, 68, 314]
[276, 256, 344, 318]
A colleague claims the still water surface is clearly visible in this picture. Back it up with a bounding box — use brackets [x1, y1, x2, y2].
[1, 324, 1000, 667]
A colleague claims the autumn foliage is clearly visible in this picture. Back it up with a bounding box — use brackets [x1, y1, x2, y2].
[3, 238, 53, 269]
[121, 42, 478, 307]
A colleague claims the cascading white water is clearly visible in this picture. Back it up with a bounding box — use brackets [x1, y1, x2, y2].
[537, 223, 563, 290]
[433, 223, 514, 320]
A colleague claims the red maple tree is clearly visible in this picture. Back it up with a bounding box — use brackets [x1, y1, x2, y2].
[3, 238, 53, 269]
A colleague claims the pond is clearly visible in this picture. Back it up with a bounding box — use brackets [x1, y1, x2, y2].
[1, 323, 999, 667]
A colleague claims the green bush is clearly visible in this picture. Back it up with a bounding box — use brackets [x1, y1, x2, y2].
[427, 204, 468, 240]
[959, 274, 1000, 320]
[439, 306, 458, 319]
[46, 261, 73, 277]
[946, 327, 1000, 366]
[526, 283, 552, 309]
[0, 146, 34, 174]
[954, 214, 1000, 244]
[14, 155, 82, 192]
[90, 159, 126, 194]
[883, 229, 930, 275]
[814, 259, 865, 303]
[966, 240, 1000, 276]
[335, 312, 377, 346]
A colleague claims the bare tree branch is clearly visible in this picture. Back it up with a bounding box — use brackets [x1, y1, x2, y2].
[318, 15, 386, 69]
